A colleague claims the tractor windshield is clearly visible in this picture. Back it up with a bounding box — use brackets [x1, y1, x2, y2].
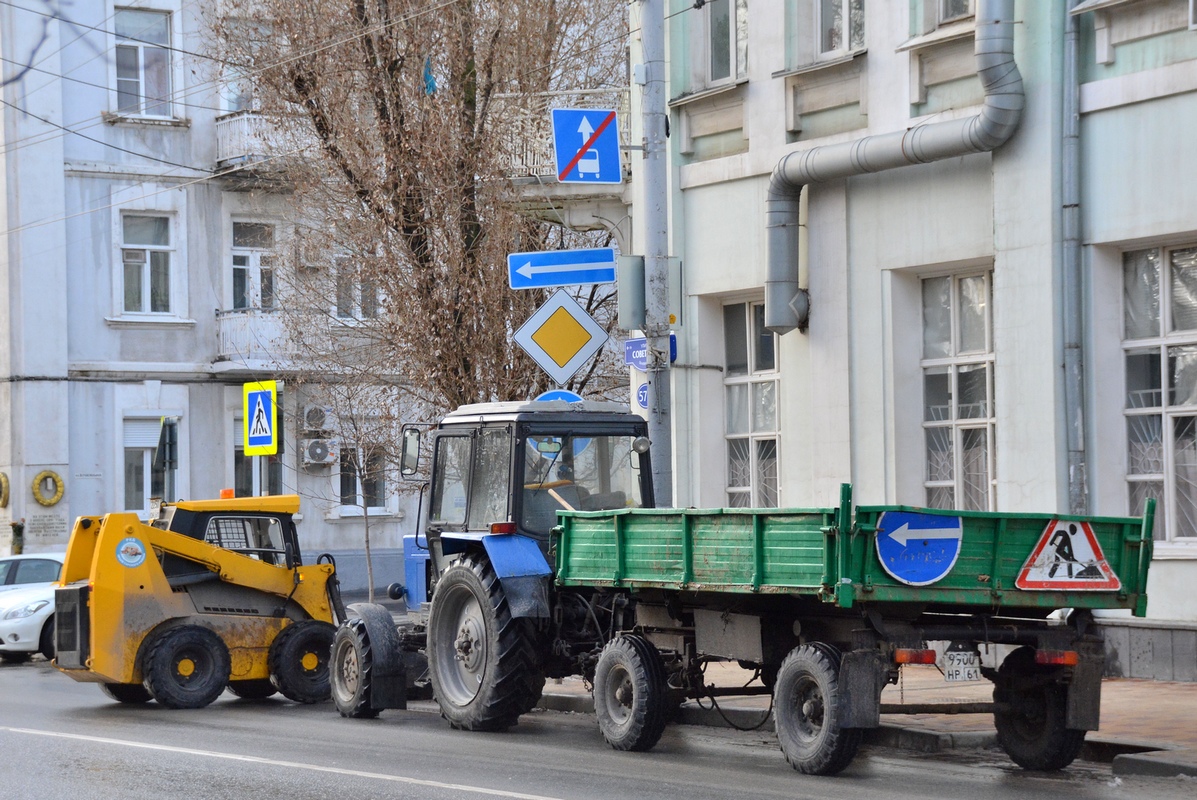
[520, 433, 645, 536]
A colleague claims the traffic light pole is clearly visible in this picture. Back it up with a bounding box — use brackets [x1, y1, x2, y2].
[640, 0, 672, 506]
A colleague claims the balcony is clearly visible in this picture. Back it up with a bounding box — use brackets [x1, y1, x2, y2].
[215, 308, 294, 372]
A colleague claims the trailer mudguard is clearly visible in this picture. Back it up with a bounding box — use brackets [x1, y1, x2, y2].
[347, 602, 407, 711]
[482, 534, 552, 619]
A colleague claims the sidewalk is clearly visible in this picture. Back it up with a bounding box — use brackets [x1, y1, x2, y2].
[537, 663, 1197, 778]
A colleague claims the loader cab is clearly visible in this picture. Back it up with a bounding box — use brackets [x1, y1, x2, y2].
[422, 401, 654, 551]
[153, 495, 304, 580]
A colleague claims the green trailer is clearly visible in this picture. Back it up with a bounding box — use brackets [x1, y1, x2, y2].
[554, 485, 1154, 775]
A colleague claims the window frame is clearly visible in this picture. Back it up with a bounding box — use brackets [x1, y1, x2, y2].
[702, 0, 748, 88]
[723, 300, 780, 508]
[123, 416, 175, 516]
[938, 0, 975, 25]
[339, 446, 389, 514]
[817, 0, 866, 59]
[120, 212, 173, 315]
[111, 5, 178, 119]
[333, 256, 380, 321]
[919, 270, 996, 512]
[231, 221, 277, 311]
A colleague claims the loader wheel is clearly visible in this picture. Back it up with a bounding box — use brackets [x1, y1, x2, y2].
[269, 620, 336, 704]
[331, 618, 379, 719]
[427, 555, 545, 731]
[994, 647, 1086, 770]
[226, 679, 278, 700]
[101, 683, 152, 704]
[593, 634, 669, 751]
[142, 625, 231, 709]
[774, 643, 861, 776]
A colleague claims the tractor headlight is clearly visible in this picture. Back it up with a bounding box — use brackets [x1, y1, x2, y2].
[2, 600, 49, 620]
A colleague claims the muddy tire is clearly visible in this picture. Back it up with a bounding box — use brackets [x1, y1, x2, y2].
[268, 620, 336, 704]
[142, 625, 230, 709]
[427, 555, 544, 731]
[593, 634, 669, 751]
[994, 647, 1086, 770]
[774, 643, 861, 776]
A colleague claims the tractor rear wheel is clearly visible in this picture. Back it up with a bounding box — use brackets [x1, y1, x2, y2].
[427, 555, 544, 731]
[142, 625, 230, 709]
[269, 620, 336, 704]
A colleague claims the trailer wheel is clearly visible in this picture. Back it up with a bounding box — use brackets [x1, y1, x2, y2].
[427, 554, 544, 731]
[774, 643, 861, 776]
[142, 625, 231, 709]
[226, 679, 278, 700]
[330, 618, 380, 719]
[100, 683, 152, 704]
[593, 634, 669, 751]
[269, 620, 336, 704]
[994, 647, 1086, 770]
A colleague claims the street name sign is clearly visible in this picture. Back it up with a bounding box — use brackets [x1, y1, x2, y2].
[514, 290, 609, 386]
[623, 335, 677, 370]
[551, 108, 622, 184]
[508, 247, 617, 290]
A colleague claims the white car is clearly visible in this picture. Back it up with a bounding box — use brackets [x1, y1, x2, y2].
[0, 553, 65, 664]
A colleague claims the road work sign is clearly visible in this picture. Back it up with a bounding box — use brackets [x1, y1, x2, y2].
[1015, 520, 1121, 591]
[514, 290, 609, 386]
[874, 511, 964, 586]
[243, 380, 278, 456]
[551, 108, 622, 184]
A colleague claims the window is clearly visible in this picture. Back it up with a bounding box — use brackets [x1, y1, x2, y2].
[921, 272, 994, 511]
[115, 8, 172, 117]
[203, 516, 285, 563]
[232, 222, 276, 311]
[939, 0, 974, 24]
[234, 419, 283, 497]
[430, 435, 470, 524]
[124, 418, 174, 513]
[340, 447, 386, 509]
[820, 0, 865, 56]
[334, 257, 379, 319]
[724, 302, 779, 507]
[706, 0, 748, 84]
[1122, 245, 1197, 544]
[122, 214, 171, 314]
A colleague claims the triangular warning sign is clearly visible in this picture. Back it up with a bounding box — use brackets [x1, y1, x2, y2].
[249, 396, 272, 439]
[1015, 519, 1121, 591]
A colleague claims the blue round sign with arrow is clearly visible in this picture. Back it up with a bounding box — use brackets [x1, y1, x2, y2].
[875, 511, 964, 587]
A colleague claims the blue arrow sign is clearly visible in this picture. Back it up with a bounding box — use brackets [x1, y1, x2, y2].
[551, 108, 622, 184]
[624, 335, 677, 370]
[874, 511, 964, 587]
[508, 247, 617, 290]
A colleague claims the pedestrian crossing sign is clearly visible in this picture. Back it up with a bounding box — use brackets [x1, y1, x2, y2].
[1015, 519, 1121, 591]
[243, 380, 278, 456]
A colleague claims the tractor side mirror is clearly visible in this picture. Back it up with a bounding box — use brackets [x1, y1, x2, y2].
[400, 426, 421, 478]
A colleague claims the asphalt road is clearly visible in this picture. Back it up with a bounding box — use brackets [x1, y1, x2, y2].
[3, 659, 1193, 800]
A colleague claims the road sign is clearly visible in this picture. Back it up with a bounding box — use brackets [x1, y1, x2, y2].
[243, 380, 278, 456]
[508, 247, 617, 290]
[636, 383, 649, 409]
[624, 335, 677, 370]
[536, 390, 584, 403]
[1015, 520, 1121, 591]
[551, 108, 622, 184]
[874, 511, 964, 586]
[514, 290, 609, 386]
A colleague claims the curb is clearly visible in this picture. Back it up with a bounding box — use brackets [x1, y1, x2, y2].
[1112, 750, 1197, 779]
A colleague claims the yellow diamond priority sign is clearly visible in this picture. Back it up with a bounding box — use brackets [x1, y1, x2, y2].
[514, 290, 609, 385]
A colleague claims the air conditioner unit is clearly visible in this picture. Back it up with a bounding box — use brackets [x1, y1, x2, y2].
[303, 404, 335, 432]
[301, 438, 338, 466]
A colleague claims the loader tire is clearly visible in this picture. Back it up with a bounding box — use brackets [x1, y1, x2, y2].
[39, 615, 55, 660]
[994, 647, 1086, 770]
[142, 625, 231, 709]
[331, 618, 380, 719]
[269, 620, 336, 704]
[593, 634, 670, 751]
[427, 555, 544, 731]
[774, 643, 861, 776]
[226, 679, 278, 700]
[100, 683, 152, 704]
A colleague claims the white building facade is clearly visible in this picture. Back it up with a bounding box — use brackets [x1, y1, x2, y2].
[0, 0, 415, 592]
[623, 0, 1197, 678]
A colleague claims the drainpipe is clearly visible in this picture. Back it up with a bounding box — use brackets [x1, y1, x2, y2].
[1063, 2, 1087, 513]
[765, 0, 1025, 334]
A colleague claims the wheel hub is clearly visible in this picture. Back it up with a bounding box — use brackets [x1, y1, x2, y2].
[454, 617, 484, 674]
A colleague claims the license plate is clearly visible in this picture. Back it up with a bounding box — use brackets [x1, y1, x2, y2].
[942, 650, 982, 682]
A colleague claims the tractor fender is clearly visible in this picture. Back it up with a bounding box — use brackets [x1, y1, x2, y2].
[481, 534, 552, 619]
[346, 603, 407, 711]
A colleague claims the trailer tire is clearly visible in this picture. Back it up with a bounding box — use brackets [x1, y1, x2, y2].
[101, 683, 152, 704]
[774, 643, 861, 776]
[226, 679, 278, 700]
[994, 647, 1086, 770]
[269, 620, 336, 704]
[593, 634, 670, 751]
[330, 618, 380, 719]
[142, 625, 231, 709]
[427, 554, 544, 731]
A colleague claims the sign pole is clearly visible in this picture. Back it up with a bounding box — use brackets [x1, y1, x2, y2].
[641, 0, 672, 506]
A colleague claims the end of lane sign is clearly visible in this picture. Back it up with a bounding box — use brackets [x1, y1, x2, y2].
[551, 108, 622, 185]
